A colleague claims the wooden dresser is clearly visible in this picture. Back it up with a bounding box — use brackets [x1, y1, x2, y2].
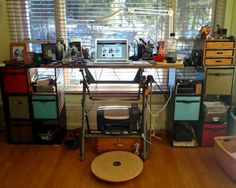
[203, 39, 235, 66]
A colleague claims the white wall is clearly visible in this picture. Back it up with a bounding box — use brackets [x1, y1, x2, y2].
[65, 94, 169, 131]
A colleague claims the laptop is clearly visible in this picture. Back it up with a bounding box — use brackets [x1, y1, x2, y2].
[94, 39, 130, 64]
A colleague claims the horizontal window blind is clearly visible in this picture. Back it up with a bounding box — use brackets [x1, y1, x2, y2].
[64, 68, 171, 93]
[64, 0, 172, 49]
[175, 0, 215, 39]
[7, 0, 56, 43]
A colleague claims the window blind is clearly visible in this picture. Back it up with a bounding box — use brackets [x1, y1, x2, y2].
[64, 0, 172, 48]
[7, 0, 56, 42]
[6, 0, 226, 93]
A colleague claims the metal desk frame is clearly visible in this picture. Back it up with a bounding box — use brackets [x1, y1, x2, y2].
[79, 66, 150, 160]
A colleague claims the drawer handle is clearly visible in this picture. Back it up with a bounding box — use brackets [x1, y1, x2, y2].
[176, 100, 199, 103]
[208, 73, 229, 76]
[113, 138, 126, 147]
[216, 52, 223, 55]
[16, 100, 23, 105]
[33, 99, 55, 102]
[205, 127, 226, 131]
[215, 60, 222, 62]
[113, 142, 125, 147]
[4, 72, 26, 75]
[212, 117, 220, 122]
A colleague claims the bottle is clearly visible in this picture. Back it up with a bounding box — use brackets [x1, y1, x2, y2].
[166, 33, 177, 63]
[56, 38, 65, 60]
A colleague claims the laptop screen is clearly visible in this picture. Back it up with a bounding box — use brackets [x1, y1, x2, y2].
[95, 39, 128, 61]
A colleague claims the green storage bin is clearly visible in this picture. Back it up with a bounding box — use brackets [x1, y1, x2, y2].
[174, 96, 201, 121]
[8, 96, 30, 119]
[205, 68, 234, 95]
[32, 95, 57, 119]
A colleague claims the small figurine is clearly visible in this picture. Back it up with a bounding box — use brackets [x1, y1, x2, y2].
[199, 25, 211, 39]
[214, 24, 227, 39]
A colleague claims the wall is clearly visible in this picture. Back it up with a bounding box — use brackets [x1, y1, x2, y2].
[224, 0, 236, 103]
[0, 0, 10, 63]
[65, 94, 168, 130]
[0, 0, 8, 128]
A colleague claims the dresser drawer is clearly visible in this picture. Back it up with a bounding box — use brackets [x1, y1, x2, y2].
[96, 138, 142, 154]
[204, 58, 233, 65]
[205, 50, 234, 57]
[205, 41, 234, 49]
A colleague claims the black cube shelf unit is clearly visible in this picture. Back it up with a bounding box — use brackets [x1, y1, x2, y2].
[0, 67, 66, 144]
[167, 68, 205, 147]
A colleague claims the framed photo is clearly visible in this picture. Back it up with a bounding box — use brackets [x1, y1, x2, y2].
[69, 39, 83, 58]
[41, 43, 57, 62]
[10, 43, 27, 62]
[24, 52, 35, 64]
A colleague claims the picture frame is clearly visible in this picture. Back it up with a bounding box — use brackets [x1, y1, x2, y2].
[69, 39, 83, 58]
[41, 43, 57, 62]
[10, 42, 27, 62]
[24, 52, 35, 64]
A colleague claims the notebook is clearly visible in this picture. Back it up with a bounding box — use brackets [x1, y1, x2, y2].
[94, 39, 130, 64]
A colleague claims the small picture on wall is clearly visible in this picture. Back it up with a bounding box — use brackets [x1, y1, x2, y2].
[10, 43, 27, 62]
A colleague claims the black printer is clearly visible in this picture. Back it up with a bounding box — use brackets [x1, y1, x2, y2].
[97, 103, 140, 134]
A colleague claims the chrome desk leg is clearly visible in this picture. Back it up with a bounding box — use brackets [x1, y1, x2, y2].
[80, 76, 87, 161]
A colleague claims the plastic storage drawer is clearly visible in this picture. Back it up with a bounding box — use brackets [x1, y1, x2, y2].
[2, 68, 29, 94]
[32, 95, 57, 119]
[174, 96, 201, 121]
[8, 120, 33, 143]
[205, 68, 234, 95]
[8, 96, 30, 119]
[201, 123, 227, 146]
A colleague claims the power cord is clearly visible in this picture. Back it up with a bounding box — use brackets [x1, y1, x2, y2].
[141, 133, 152, 145]
[145, 85, 173, 141]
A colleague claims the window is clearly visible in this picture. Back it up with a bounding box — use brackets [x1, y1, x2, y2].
[6, 0, 226, 92]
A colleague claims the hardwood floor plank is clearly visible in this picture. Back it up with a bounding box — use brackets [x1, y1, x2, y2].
[0, 132, 235, 188]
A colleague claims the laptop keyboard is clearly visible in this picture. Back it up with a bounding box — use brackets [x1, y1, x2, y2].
[93, 60, 131, 64]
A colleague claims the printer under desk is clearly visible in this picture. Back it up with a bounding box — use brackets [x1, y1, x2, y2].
[97, 104, 140, 134]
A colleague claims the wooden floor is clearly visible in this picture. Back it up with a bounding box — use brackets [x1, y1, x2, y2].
[0, 131, 235, 188]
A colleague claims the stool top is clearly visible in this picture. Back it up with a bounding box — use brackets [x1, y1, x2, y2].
[91, 151, 143, 182]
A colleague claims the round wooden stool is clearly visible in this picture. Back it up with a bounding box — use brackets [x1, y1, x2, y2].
[91, 151, 143, 182]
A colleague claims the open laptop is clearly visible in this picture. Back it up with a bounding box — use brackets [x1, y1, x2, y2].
[94, 39, 130, 64]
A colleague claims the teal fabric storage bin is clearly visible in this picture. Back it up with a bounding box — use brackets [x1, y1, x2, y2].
[32, 95, 57, 119]
[174, 96, 201, 121]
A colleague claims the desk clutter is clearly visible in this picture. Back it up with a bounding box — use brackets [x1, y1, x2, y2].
[32, 77, 56, 93]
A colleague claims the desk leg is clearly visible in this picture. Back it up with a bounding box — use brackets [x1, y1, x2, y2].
[142, 84, 147, 160]
[80, 81, 86, 160]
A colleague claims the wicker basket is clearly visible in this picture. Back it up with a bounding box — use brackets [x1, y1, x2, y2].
[214, 136, 236, 181]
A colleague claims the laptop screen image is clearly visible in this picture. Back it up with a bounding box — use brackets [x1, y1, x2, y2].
[95, 39, 129, 63]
